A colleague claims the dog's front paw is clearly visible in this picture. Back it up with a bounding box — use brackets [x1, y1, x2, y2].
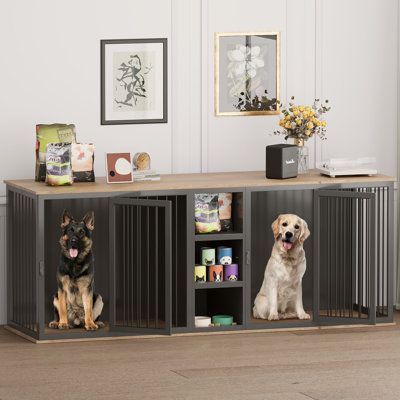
[298, 312, 311, 320]
[85, 321, 98, 331]
[48, 321, 59, 329]
[58, 322, 69, 330]
[268, 313, 279, 321]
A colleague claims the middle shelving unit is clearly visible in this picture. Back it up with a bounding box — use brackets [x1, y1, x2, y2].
[191, 189, 246, 331]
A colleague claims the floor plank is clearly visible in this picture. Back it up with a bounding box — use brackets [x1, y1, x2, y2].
[1, 313, 400, 400]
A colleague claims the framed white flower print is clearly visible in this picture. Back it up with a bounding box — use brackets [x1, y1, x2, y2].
[215, 32, 280, 116]
[101, 38, 167, 125]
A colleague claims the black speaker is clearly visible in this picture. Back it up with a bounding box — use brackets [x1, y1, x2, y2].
[265, 144, 298, 179]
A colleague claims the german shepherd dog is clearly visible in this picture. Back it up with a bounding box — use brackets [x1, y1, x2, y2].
[49, 210, 104, 330]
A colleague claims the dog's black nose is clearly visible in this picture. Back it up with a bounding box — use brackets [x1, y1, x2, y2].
[70, 237, 79, 247]
[285, 231, 293, 239]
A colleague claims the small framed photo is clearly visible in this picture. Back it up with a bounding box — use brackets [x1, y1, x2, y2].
[105, 153, 133, 183]
[101, 38, 168, 125]
[215, 32, 280, 116]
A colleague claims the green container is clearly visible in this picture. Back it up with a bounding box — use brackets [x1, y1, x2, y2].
[212, 315, 233, 326]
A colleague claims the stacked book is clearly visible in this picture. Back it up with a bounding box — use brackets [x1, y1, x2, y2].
[132, 169, 160, 181]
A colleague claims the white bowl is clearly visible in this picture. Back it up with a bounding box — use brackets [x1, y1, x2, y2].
[195, 316, 211, 328]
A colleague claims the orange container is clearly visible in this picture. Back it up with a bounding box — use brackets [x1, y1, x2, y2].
[208, 265, 223, 282]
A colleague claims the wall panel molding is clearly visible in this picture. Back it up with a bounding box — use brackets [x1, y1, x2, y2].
[171, 0, 202, 173]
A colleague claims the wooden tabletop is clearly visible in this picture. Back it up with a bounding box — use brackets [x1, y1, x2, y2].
[4, 170, 395, 196]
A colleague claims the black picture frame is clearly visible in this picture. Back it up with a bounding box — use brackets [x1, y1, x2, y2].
[101, 38, 168, 125]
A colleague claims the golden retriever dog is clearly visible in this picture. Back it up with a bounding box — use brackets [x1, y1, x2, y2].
[253, 214, 310, 321]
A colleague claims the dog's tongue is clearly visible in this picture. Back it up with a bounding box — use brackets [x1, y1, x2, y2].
[283, 241, 293, 251]
[69, 248, 78, 258]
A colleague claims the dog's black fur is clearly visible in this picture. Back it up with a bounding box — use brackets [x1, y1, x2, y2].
[49, 210, 104, 331]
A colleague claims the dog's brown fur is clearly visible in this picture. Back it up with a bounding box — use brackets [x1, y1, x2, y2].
[49, 210, 103, 331]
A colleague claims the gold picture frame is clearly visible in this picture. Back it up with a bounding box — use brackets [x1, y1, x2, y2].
[215, 31, 280, 116]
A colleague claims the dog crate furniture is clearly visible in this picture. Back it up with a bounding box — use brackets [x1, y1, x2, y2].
[5, 170, 395, 342]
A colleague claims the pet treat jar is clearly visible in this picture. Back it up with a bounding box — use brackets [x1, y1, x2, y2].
[217, 246, 233, 265]
[208, 265, 223, 282]
[201, 247, 215, 266]
[194, 265, 206, 283]
[224, 264, 239, 281]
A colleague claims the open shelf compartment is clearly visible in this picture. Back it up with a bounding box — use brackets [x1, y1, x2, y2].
[194, 191, 244, 238]
[195, 287, 243, 329]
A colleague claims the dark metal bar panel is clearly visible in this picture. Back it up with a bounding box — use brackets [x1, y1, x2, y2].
[109, 197, 173, 335]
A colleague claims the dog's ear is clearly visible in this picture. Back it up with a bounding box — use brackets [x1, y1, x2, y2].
[299, 218, 310, 243]
[213, 271, 216, 279]
[61, 210, 73, 228]
[271, 215, 281, 240]
[83, 211, 95, 231]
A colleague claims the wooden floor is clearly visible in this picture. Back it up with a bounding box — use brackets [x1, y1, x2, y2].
[1, 315, 400, 399]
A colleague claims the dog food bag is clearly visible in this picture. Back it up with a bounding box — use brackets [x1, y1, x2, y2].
[35, 124, 76, 181]
[218, 193, 233, 231]
[45, 143, 73, 186]
[194, 194, 221, 233]
[71, 143, 95, 182]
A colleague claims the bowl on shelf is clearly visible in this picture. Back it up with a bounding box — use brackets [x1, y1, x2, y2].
[195, 316, 212, 328]
[212, 315, 233, 326]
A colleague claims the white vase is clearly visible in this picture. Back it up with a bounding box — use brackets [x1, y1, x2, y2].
[294, 138, 309, 174]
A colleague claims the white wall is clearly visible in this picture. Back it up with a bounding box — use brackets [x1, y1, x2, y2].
[0, 0, 398, 323]
[0, 0, 173, 198]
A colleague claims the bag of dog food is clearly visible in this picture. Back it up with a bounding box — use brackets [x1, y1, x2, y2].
[195, 194, 221, 234]
[35, 124, 76, 181]
[71, 143, 95, 182]
[218, 193, 233, 231]
[45, 143, 73, 186]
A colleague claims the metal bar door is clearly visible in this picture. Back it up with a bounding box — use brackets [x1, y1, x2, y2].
[313, 190, 376, 325]
[109, 198, 172, 335]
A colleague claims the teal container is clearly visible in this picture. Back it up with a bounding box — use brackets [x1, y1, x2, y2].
[212, 315, 233, 326]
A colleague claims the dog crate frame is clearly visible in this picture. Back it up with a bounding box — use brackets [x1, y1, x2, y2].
[5, 172, 395, 342]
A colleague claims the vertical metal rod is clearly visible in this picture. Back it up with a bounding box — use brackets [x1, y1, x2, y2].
[175, 197, 178, 328]
[128, 204, 132, 327]
[137, 205, 141, 328]
[386, 185, 392, 319]
[147, 206, 150, 329]
[23, 195, 27, 329]
[121, 205, 125, 326]
[384, 187, 388, 316]
[155, 206, 158, 329]
[29, 198, 32, 329]
[342, 197, 346, 317]
[327, 197, 330, 317]
[16, 193, 20, 325]
[347, 197, 351, 318]
[364, 196, 368, 316]
[334, 196, 338, 317]
[339, 197, 343, 317]
[358, 197, 362, 318]
[379, 187, 383, 316]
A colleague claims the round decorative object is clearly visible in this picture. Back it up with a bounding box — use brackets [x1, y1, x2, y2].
[133, 152, 151, 171]
[195, 316, 211, 328]
[212, 315, 233, 326]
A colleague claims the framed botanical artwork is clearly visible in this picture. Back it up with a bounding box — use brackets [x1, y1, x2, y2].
[215, 32, 280, 116]
[101, 38, 167, 125]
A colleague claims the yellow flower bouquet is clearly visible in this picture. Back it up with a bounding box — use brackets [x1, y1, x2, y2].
[274, 97, 331, 142]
